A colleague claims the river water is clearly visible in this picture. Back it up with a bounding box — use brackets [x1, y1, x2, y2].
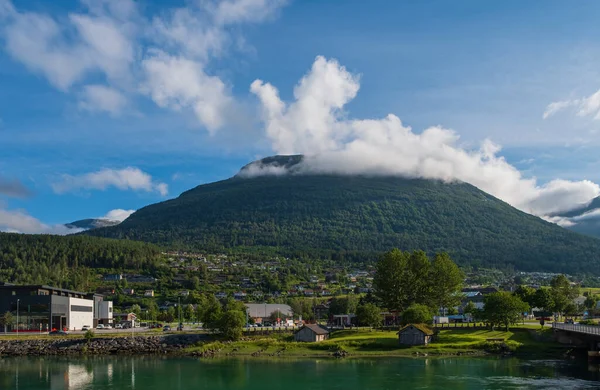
[0, 356, 599, 389]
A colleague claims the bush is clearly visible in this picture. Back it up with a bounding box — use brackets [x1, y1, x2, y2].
[401, 304, 433, 325]
[579, 319, 597, 326]
[84, 330, 95, 343]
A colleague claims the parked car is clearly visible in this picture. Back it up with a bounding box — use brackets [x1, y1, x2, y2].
[104, 324, 113, 329]
[82, 325, 91, 331]
[49, 330, 68, 336]
[114, 324, 123, 329]
[163, 325, 171, 332]
[96, 324, 105, 330]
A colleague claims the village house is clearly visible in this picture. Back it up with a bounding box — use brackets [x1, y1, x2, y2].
[233, 291, 247, 300]
[179, 290, 190, 297]
[294, 324, 330, 342]
[398, 324, 434, 346]
[123, 288, 134, 295]
[215, 292, 227, 299]
[144, 290, 154, 297]
[103, 274, 123, 282]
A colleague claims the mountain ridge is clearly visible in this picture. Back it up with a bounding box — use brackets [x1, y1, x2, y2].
[85, 156, 600, 275]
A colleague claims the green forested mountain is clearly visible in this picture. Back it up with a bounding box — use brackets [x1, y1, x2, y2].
[85, 156, 600, 275]
[0, 233, 161, 289]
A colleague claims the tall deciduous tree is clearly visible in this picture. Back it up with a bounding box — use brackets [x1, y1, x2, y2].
[429, 252, 464, 311]
[532, 288, 554, 314]
[201, 295, 223, 331]
[482, 292, 529, 331]
[513, 285, 536, 308]
[373, 249, 409, 312]
[550, 275, 579, 315]
[219, 310, 245, 340]
[374, 249, 463, 313]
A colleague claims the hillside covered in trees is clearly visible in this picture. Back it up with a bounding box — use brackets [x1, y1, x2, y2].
[0, 233, 161, 290]
[86, 156, 600, 275]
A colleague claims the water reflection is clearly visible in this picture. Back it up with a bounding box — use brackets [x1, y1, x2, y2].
[0, 357, 599, 390]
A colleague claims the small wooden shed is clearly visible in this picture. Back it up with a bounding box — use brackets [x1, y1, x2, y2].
[397, 324, 434, 346]
[294, 324, 330, 342]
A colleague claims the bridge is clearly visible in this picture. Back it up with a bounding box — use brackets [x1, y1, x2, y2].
[552, 322, 600, 336]
[552, 322, 600, 359]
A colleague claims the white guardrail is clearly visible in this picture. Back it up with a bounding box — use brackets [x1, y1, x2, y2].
[552, 322, 600, 335]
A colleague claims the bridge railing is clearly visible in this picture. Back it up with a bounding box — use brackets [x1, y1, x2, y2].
[552, 322, 600, 335]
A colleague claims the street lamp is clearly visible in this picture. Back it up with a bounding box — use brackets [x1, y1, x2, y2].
[16, 299, 19, 337]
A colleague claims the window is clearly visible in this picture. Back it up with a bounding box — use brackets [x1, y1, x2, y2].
[11, 291, 15, 296]
[71, 305, 93, 312]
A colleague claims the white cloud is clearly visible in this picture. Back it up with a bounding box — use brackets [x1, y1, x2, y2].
[0, 207, 83, 235]
[543, 89, 600, 121]
[1, 0, 135, 91]
[101, 208, 135, 222]
[251, 56, 600, 217]
[141, 50, 232, 132]
[79, 85, 128, 115]
[212, 0, 288, 25]
[1, 0, 288, 132]
[52, 167, 168, 196]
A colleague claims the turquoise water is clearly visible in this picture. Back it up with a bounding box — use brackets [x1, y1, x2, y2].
[0, 357, 599, 389]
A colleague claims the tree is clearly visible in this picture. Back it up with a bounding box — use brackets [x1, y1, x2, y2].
[0, 311, 13, 332]
[482, 292, 529, 331]
[190, 276, 200, 291]
[185, 304, 195, 322]
[584, 295, 598, 310]
[329, 296, 359, 316]
[219, 310, 245, 340]
[513, 285, 536, 308]
[550, 275, 580, 315]
[131, 304, 142, 317]
[147, 301, 159, 322]
[356, 303, 381, 328]
[462, 301, 477, 316]
[373, 249, 410, 312]
[401, 304, 433, 325]
[201, 295, 223, 331]
[532, 288, 554, 314]
[428, 252, 464, 311]
[374, 249, 463, 313]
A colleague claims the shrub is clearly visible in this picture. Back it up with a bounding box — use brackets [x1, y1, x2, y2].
[84, 330, 95, 343]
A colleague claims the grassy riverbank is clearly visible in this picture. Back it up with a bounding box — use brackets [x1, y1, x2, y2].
[185, 327, 562, 358]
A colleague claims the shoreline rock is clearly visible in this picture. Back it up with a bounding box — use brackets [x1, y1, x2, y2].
[0, 334, 209, 357]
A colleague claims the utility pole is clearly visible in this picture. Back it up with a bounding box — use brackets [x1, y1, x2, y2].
[178, 297, 182, 331]
[16, 299, 20, 338]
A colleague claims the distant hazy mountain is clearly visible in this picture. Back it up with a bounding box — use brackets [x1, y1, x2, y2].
[65, 218, 121, 231]
[84, 155, 600, 275]
[554, 197, 600, 239]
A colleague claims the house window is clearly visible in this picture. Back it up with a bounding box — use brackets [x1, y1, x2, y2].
[11, 291, 15, 296]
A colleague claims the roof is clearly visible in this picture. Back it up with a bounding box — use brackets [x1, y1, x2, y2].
[463, 292, 482, 298]
[245, 303, 293, 318]
[397, 324, 434, 336]
[296, 323, 330, 335]
[0, 284, 91, 297]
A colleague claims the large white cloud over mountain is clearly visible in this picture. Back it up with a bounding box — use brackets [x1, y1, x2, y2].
[251, 56, 600, 217]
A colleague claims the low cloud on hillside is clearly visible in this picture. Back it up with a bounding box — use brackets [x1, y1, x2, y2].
[250, 56, 600, 218]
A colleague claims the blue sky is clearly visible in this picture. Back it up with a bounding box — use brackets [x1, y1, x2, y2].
[2, 0, 600, 232]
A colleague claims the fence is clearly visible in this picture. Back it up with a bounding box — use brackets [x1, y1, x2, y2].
[553, 322, 600, 335]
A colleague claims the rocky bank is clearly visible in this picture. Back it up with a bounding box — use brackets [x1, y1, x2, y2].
[0, 334, 209, 357]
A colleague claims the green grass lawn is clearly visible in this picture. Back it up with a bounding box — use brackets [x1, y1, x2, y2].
[185, 327, 559, 358]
